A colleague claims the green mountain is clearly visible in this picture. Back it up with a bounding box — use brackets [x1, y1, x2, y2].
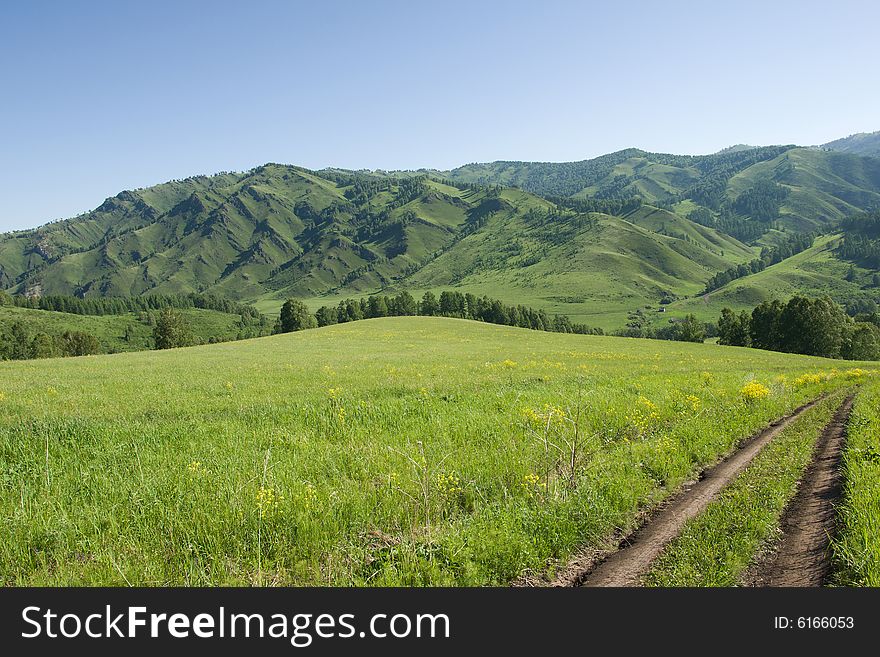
[0, 165, 758, 327]
[445, 146, 790, 201]
[1, 167, 473, 300]
[662, 234, 877, 324]
[397, 202, 753, 328]
[2, 138, 880, 331]
[822, 131, 880, 158]
[444, 146, 880, 238]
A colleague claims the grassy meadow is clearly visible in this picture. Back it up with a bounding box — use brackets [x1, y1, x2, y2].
[0, 305, 260, 353]
[832, 379, 880, 586]
[0, 317, 871, 586]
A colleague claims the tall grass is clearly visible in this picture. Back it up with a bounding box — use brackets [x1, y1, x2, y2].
[832, 380, 880, 586]
[0, 317, 871, 585]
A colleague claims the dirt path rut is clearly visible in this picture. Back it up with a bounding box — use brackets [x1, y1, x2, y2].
[746, 395, 853, 587]
[578, 397, 825, 587]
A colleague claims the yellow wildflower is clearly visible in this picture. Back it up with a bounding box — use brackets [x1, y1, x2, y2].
[520, 473, 547, 498]
[256, 486, 283, 518]
[741, 381, 770, 400]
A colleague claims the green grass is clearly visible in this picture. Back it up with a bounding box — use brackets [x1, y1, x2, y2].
[664, 234, 879, 324]
[832, 378, 880, 586]
[0, 317, 869, 586]
[0, 305, 260, 353]
[644, 389, 853, 586]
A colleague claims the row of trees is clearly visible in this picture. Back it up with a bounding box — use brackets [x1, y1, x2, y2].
[0, 322, 102, 360]
[731, 179, 790, 221]
[275, 291, 605, 336]
[614, 314, 709, 343]
[838, 211, 880, 269]
[717, 295, 880, 360]
[0, 291, 261, 320]
[0, 303, 273, 359]
[703, 233, 815, 293]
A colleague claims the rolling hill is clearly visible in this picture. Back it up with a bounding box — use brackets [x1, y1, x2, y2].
[445, 147, 880, 235]
[0, 304, 264, 354]
[661, 234, 879, 324]
[2, 135, 880, 330]
[0, 166, 758, 328]
[822, 131, 880, 158]
[0, 315, 866, 585]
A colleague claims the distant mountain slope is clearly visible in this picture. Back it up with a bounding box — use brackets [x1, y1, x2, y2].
[663, 234, 878, 323]
[3, 136, 880, 331]
[0, 165, 756, 329]
[0, 167, 488, 300]
[397, 200, 754, 329]
[726, 148, 880, 232]
[822, 131, 880, 158]
[444, 146, 880, 240]
[445, 146, 793, 201]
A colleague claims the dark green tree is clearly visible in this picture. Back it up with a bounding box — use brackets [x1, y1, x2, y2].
[61, 330, 102, 356]
[367, 295, 389, 318]
[750, 300, 784, 350]
[153, 308, 193, 349]
[279, 299, 317, 333]
[677, 314, 706, 343]
[717, 308, 751, 347]
[389, 291, 418, 316]
[30, 332, 57, 359]
[315, 305, 338, 327]
[778, 296, 846, 358]
[842, 323, 880, 360]
[419, 291, 440, 316]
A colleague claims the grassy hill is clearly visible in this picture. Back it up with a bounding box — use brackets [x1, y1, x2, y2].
[726, 148, 880, 232]
[3, 139, 880, 331]
[0, 166, 760, 329]
[823, 131, 880, 158]
[445, 147, 880, 238]
[0, 316, 867, 585]
[395, 200, 754, 329]
[0, 304, 264, 353]
[662, 234, 880, 324]
[0, 168, 538, 303]
[445, 146, 792, 201]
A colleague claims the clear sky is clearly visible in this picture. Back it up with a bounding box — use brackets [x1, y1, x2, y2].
[1, 0, 878, 231]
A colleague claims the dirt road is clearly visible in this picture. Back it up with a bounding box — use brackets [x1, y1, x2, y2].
[576, 397, 826, 587]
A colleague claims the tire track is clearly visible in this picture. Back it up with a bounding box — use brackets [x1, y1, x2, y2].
[575, 396, 826, 587]
[745, 395, 853, 587]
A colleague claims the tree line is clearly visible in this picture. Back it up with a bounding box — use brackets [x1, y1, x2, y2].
[613, 313, 709, 343]
[1, 291, 261, 320]
[716, 295, 880, 360]
[838, 211, 880, 269]
[275, 291, 604, 336]
[0, 322, 102, 360]
[703, 233, 815, 293]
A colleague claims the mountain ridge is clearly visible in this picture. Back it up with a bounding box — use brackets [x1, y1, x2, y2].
[2, 136, 879, 329]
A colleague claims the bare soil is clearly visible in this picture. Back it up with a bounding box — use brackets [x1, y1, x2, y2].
[570, 397, 825, 587]
[744, 395, 853, 587]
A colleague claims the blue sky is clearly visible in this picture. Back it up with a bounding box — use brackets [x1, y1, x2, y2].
[1, 0, 877, 231]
